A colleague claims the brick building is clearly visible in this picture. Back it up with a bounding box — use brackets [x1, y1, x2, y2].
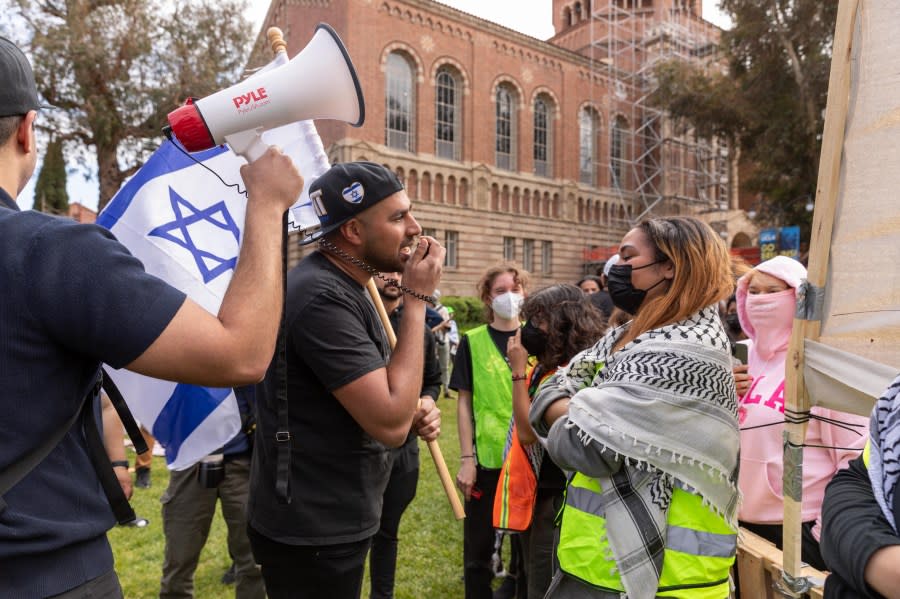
[256, 0, 755, 295]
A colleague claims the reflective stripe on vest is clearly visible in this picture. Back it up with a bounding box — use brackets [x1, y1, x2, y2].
[467, 325, 512, 469]
[558, 472, 736, 597]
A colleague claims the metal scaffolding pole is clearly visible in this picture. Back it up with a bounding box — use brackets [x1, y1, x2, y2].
[590, 0, 730, 236]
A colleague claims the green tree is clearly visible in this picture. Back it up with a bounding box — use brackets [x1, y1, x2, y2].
[33, 137, 69, 214]
[652, 1, 839, 235]
[10, 0, 252, 210]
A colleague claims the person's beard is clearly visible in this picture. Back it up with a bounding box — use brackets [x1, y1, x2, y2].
[362, 236, 416, 273]
[378, 280, 402, 301]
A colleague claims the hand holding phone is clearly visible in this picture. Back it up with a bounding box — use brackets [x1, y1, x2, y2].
[733, 343, 749, 365]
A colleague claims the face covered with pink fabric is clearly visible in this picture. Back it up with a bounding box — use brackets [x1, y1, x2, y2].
[744, 271, 795, 356]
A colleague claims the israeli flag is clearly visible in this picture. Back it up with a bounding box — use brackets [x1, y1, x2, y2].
[97, 52, 328, 469]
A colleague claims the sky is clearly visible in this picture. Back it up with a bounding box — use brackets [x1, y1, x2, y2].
[18, 0, 730, 211]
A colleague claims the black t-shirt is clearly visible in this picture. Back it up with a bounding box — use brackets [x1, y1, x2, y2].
[250, 251, 393, 545]
[0, 188, 186, 597]
[449, 325, 517, 393]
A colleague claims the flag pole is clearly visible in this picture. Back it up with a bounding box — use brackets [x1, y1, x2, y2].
[366, 279, 466, 520]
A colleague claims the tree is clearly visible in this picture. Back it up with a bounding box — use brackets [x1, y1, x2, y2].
[33, 137, 69, 214]
[652, 1, 839, 236]
[11, 0, 252, 210]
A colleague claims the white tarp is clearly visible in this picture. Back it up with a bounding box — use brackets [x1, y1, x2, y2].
[806, 1, 900, 415]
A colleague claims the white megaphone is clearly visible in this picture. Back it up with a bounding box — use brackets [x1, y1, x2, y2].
[166, 23, 364, 162]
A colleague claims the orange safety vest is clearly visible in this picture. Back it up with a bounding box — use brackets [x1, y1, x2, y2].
[493, 366, 556, 532]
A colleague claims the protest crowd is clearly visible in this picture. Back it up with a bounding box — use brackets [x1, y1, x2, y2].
[1, 16, 899, 599]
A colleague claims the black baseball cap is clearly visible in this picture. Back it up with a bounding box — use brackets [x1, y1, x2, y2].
[301, 161, 404, 245]
[0, 36, 51, 118]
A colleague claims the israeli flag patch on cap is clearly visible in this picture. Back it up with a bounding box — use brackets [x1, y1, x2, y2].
[342, 182, 364, 204]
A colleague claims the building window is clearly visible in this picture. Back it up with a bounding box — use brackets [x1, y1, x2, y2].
[435, 67, 461, 161]
[522, 239, 534, 272]
[385, 52, 415, 152]
[579, 108, 600, 186]
[495, 85, 517, 170]
[533, 97, 552, 177]
[503, 236, 516, 262]
[422, 227, 437, 239]
[611, 116, 629, 190]
[445, 230, 458, 268]
[541, 241, 553, 274]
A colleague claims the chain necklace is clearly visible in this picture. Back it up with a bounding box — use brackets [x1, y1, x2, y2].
[318, 238, 437, 306]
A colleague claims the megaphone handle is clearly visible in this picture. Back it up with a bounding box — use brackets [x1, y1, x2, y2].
[225, 129, 269, 163]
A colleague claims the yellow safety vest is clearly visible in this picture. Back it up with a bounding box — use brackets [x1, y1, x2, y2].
[466, 325, 512, 469]
[557, 472, 736, 598]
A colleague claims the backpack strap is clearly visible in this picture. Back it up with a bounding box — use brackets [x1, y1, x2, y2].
[274, 214, 292, 504]
[101, 368, 148, 456]
[79, 384, 137, 525]
[0, 370, 139, 524]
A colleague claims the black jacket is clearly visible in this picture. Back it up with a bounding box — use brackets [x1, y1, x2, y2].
[821, 456, 900, 598]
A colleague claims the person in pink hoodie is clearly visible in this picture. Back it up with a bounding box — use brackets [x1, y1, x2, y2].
[735, 256, 868, 570]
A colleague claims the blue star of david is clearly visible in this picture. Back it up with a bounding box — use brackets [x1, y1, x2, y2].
[149, 187, 241, 284]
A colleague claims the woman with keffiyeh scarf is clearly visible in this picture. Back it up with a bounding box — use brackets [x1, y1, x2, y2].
[530, 217, 741, 599]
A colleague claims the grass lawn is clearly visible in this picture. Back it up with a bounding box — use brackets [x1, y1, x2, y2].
[110, 398, 468, 598]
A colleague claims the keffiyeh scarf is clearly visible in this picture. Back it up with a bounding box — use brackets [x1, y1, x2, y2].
[533, 305, 741, 599]
[868, 373, 900, 533]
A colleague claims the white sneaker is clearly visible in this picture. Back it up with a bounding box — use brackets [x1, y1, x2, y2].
[152, 442, 166, 457]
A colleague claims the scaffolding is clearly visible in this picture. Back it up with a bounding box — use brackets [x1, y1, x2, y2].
[588, 0, 731, 236]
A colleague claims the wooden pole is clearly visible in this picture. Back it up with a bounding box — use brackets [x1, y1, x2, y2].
[366, 279, 466, 520]
[781, 0, 858, 591]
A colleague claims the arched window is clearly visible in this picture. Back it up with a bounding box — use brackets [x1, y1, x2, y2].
[533, 96, 552, 177]
[579, 107, 600, 186]
[435, 67, 461, 160]
[495, 85, 517, 171]
[611, 115, 629, 190]
[385, 52, 415, 151]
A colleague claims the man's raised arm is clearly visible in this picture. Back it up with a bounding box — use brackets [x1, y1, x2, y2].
[127, 147, 303, 386]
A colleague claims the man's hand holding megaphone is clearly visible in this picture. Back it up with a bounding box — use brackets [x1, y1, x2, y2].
[239, 146, 304, 215]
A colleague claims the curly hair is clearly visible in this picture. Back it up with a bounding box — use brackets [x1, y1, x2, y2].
[521, 284, 607, 370]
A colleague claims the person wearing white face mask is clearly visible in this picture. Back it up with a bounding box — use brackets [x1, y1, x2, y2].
[450, 263, 529, 599]
[734, 256, 868, 572]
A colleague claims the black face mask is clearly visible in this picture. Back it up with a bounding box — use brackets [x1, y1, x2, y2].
[606, 261, 667, 315]
[520, 320, 548, 357]
[725, 313, 743, 336]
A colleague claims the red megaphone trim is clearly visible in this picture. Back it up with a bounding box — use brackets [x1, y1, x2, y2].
[167, 98, 215, 152]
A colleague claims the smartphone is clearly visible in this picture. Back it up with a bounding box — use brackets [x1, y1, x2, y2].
[733, 343, 749, 365]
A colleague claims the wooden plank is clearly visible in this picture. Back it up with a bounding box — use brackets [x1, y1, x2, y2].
[782, 0, 859, 586]
[737, 551, 771, 599]
[737, 528, 828, 598]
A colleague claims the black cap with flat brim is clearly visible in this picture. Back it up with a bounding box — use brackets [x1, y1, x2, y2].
[300, 161, 404, 245]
